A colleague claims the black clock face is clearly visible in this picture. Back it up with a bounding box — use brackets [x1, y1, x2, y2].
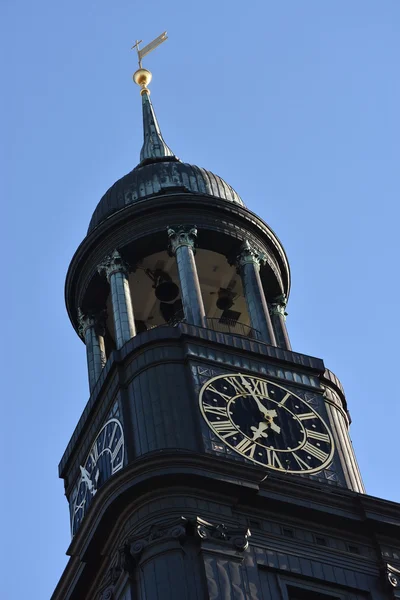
[199, 373, 334, 474]
[71, 418, 124, 535]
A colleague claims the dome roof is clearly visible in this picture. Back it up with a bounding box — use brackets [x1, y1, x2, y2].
[87, 69, 244, 233]
[88, 159, 244, 233]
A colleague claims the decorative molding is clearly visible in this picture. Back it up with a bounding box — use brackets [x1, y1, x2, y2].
[77, 308, 107, 337]
[96, 551, 125, 600]
[120, 516, 251, 568]
[193, 516, 251, 551]
[384, 563, 400, 598]
[77, 308, 96, 337]
[167, 225, 197, 255]
[269, 293, 288, 318]
[97, 250, 130, 281]
[235, 240, 266, 270]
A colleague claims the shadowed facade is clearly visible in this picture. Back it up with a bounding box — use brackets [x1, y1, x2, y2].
[52, 62, 400, 600]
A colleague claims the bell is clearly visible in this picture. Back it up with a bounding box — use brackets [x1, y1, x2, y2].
[155, 280, 179, 302]
[160, 299, 183, 323]
[216, 288, 234, 311]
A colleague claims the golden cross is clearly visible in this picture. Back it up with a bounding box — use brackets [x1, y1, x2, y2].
[131, 32, 168, 69]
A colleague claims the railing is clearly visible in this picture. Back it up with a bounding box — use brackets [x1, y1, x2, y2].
[149, 315, 262, 340]
[204, 317, 262, 340]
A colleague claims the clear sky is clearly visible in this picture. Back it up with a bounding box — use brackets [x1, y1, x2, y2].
[2, 1, 399, 598]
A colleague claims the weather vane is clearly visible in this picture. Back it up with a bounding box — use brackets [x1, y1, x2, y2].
[131, 31, 168, 69]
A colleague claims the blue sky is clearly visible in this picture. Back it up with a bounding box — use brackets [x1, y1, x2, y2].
[2, 1, 399, 598]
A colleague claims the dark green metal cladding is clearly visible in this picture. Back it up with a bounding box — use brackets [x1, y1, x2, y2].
[140, 91, 175, 163]
[87, 161, 244, 233]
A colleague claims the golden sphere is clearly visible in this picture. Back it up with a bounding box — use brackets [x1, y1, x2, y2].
[133, 68, 152, 88]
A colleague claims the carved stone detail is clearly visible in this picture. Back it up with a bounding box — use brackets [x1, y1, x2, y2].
[78, 308, 106, 337]
[193, 517, 251, 552]
[269, 293, 288, 319]
[127, 517, 189, 563]
[235, 240, 266, 271]
[96, 551, 125, 600]
[77, 308, 96, 337]
[122, 516, 251, 566]
[384, 563, 400, 597]
[167, 225, 197, 255]
[98, 250, 130, 281]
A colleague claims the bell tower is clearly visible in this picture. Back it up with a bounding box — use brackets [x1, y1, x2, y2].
[52, 38, 400, 600]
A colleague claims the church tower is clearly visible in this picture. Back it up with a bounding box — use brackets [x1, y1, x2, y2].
[52, 39, 400, 600]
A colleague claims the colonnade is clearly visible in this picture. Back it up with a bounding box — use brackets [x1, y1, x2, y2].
[78, 226, 291, 391]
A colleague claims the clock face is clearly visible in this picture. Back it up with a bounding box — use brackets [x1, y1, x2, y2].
[199, 373, 334, 474]
[71, 418, 124, 535]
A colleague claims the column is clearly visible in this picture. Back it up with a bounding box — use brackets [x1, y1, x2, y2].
[98, 250, 136, 349]
[78, 309, 107, 392]
[235, 240, 276, 345]
[269, 294, 292, 350]
[168, 226, 206, 327]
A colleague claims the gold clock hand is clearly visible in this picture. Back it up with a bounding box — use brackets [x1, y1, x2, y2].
[79, 465, 94, 492]
[239, 375, 281, 434]
[250, 421, 270, 440]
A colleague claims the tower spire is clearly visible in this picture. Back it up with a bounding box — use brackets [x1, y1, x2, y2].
[132, 32, 177, 165]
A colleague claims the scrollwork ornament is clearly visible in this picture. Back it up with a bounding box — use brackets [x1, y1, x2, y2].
[77, 308, 96, 337]
[382, 563, 400, 598]
[98, 250, 130, 281]
[170, 524, 187, 541]
[387, 564, 400, 588]
[269, 293, 288, 319]
[101, 588, 113, 600]
[236, 240, 266, 270]
[231, 534, 249, 552]
[193, 517, 250, 552]
[167, 225, 198, 255]
[130, 539, 146, 558]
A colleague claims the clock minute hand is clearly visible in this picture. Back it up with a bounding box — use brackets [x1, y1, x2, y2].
[239, 375, 281, 434]
[239, 375, 269, 415]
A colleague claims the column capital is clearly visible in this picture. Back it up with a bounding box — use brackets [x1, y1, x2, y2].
[77, 309, 107, 338]
[77, 308, 96, 337]
[167, 225, 197, 255]
[98, 250, 130, 281]
[235, 240, 266, 270]
[269, 293, 288, 318]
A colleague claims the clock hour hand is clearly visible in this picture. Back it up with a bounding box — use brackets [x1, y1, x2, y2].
[79, 465, 97, 495]
[251, 421, 269, 441]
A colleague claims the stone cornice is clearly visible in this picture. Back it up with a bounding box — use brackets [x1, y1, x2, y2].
[51, 451, 400, 600]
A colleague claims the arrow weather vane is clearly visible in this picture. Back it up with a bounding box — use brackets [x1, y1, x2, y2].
[131, 31, 168, 69]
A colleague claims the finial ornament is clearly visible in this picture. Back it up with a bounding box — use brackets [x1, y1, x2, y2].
[132, 31, 168, 95]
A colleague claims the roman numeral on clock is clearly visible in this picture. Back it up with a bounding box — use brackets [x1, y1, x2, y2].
[234, 437, 257, 458]
[225, 376, 248, 397]
[111, 437, 123, 462]
[278, 392, 291, 406]
[302, 441, 329, 463]
[292, 452, 310, 471]
[203, 403, 228, 416]
[297, 411, 317, 421]
[247, 378, 269, 398]
[305, 429, 330, 443]
[207, 385, 232, 402]
[266, 449, 284, 469]
[212, 420, 238, 440]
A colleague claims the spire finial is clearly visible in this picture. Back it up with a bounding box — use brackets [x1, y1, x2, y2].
[132, 32, 168, 95]
[131, 32, 177, 165]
